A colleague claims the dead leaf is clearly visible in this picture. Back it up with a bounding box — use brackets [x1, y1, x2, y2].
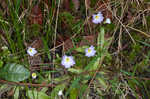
[63, 0, 70, 11]
[64, 38, 74, 51]
[28, 56, 42, 66]
[29, 4, 43, 25]
[31, 38, 43, 49]
[78, 35, 96, 47]
[96, 0, 107, 11]
[56, 34, 74, 52]
[72, 0, 80, 10]
[7, 88, 14, 97]
[0, 0, 8, 16]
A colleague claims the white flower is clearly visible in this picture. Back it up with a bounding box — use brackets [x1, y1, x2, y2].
[61, 55, 75, 68]
[27, 47, 37, 56]
[58, 90, 63, 96]
[85, 45, 96, 57]
[92, 12, 104, 24]
[32, 72, 37, 79]
[1, 46, 8, 50]
[105, 18, 111, 24]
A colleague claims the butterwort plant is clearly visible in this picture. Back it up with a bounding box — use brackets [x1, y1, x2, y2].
[61, 55, 75, 68]
[85, 45, 96, 57]
[92, 11, 104, 24]
[27, 47, 37, 56]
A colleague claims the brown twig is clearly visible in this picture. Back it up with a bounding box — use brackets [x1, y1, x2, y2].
[0, 80, 55, 87]
[127, 76, 150, 81]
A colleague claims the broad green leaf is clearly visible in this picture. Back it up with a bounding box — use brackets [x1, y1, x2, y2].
[84, 56, 101, 71]
[75, 46, 88, 53]
[0, 63, 30, 82]
[27, 90, 50, 99]
[54, 75, 70, 83]
[68, 68, 83, 74]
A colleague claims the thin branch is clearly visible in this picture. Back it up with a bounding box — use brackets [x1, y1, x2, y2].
[0, 80, 55, 87]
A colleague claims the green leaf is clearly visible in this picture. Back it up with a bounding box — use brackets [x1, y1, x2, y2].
[27, 90, 50, 99]
[97, 27, 105, 50]
[0, 63, 30, 82]
[15, 0, 22, 13]
[60, 12, 74, 22]
[14, 87, 19, 99]
[84, 56, 101, 71]
[79, 84, 88, 98]
[60, 12, 74, 27]
[136, 40, 150, 47]
[50, 84, 66, 98]
[0, 60, 3, 68]
[70, 88, 78, 99]
[65, 77, 81, 97]
[54, 75, 70, 83]
[68, 68, 83, 74]
[75, 46, 88, 53]
[97, 78, 108, 90]
[70, 77, 81, 88]
[120, 69, 132, 76]
[128, 79, 140, 98]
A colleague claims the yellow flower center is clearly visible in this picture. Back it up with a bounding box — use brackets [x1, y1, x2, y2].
[32, 73, 36, 78]
[88, 49, 91, 53]
[29, 48, 32, 52]
[95, 15, 99, 19]
[66, 57, 70, 62]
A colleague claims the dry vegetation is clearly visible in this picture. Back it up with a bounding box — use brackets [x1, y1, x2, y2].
[0, 0, 150, 99]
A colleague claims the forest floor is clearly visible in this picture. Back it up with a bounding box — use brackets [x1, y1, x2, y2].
[0, 0, 150, 99]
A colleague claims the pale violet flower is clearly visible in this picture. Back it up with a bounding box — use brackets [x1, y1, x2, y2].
[85, 46, 96, 57]
[32, 72, 37, 79]
[92, 12, 104, 24]
[105, 18, 111, 24]
[61, 55, 75, 68]
[27, 47, 37, 56]
[58, 90, 63, 96]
